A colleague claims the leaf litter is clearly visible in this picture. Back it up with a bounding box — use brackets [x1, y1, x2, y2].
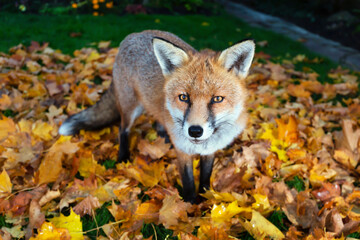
[0, 40, 360, 239]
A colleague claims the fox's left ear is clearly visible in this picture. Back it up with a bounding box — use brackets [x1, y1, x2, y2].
[218, 40, 255, 78]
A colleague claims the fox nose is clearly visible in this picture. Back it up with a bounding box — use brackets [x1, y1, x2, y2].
[188, 125, 203, 138]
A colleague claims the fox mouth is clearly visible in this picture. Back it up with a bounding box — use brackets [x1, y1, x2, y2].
[190, 139, 205, 144]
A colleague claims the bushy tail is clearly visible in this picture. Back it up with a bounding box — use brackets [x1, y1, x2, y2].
[59, 84, 120, 135]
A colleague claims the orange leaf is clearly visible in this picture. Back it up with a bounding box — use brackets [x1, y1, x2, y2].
[0, 94, 11, 110]
[134, 200, 161, 223]
[287, 84, 310, 98]
[0, 116, 16, 141]
[276, 116, 299, 145]
[37, 151, 63, 185]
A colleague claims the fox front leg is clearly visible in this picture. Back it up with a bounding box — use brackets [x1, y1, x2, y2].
[176, 150, 196, 203]
[154, 122, 170, 143]
[199, 154, 214, 193]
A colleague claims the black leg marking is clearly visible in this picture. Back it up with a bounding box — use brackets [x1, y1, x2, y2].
[117, 131, 130, 162]
[181, 164, 196, 204]
[155, 122, 170, 143]
[199, 155, 214, 193]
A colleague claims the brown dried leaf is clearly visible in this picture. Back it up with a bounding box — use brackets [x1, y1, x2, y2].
[159, 194, 191, 228]
[73, 195, 101, 217]
[138, 137, 171, 159]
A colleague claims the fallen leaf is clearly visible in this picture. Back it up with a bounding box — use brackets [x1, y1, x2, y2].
[29, 222, 71, 240]
[0, 117, 16, 141]
[98, 41, 111, 49]
[123, 156, 165, 187]
[50, 208, 83, 240]
[211, 201, 252, 225]
[39, 190, 61, 206]
[241, 210, 284, 239]
[73, 195, 101, 217]
[1, 225, 25, 239]
[0, 94, 11, 110]
[159, 194, 191, 228]
[138, 137, 171, 159]
[0, 169, 12, 197]
[26, 200, 45, 239]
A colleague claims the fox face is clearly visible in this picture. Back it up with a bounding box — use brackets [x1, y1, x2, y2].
[153, 38, 254, 155]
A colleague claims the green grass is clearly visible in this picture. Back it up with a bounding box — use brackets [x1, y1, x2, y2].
[268, 210, 289, 231]
[285, 175, 305, 192]
[0, 12, 338, 81]
[141, 223, 177, 240]
[103, 159, 117, 169]
[82, 202, 114, 239]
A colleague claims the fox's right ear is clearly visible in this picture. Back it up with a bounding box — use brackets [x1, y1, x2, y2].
[218, 40, 255, 79]
[153, 38, 189, 76]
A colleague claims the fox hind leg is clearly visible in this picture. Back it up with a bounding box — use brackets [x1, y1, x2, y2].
[117, 129, 130, 162]
[117, 105, 143, 162]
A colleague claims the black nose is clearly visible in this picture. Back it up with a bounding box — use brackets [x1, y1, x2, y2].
[188, 125, 203, 138]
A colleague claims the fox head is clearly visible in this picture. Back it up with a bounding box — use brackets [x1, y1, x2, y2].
[153, 38, 255, 155]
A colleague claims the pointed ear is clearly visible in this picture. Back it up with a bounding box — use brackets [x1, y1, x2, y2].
[153, 38, 189, 76]
[218, 40, 255, 78]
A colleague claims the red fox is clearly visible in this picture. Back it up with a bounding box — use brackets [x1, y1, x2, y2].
[59, 30, 255, 203]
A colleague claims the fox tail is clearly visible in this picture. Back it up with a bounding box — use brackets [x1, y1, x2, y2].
[58, 83, 120, 135]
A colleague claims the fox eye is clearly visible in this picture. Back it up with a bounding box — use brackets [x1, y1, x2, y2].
[212, 96, 224, 103]
[179, 94, 189, 102]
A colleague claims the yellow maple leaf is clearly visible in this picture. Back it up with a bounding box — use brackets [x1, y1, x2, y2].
[123, 156, 165, 187]
[258, 123, 288, 162]
[242, 210, 284, 239]
[0, 169, 12, 196]
[32, 121, 54, 141]
[30, 222, 71, 240]
[86, 51, 100, 62]
[50, 208, 84, 240]
[309, 163, 337, 187]
[252, 193, 272, 214]
[211, 201, 252, 225]
[257, 122, 276, 141]
[270, 139, 288, 162]
[78, 151, 105, 178]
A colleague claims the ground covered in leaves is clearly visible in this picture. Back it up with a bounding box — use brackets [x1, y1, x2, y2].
[0, 41, 360, 239]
